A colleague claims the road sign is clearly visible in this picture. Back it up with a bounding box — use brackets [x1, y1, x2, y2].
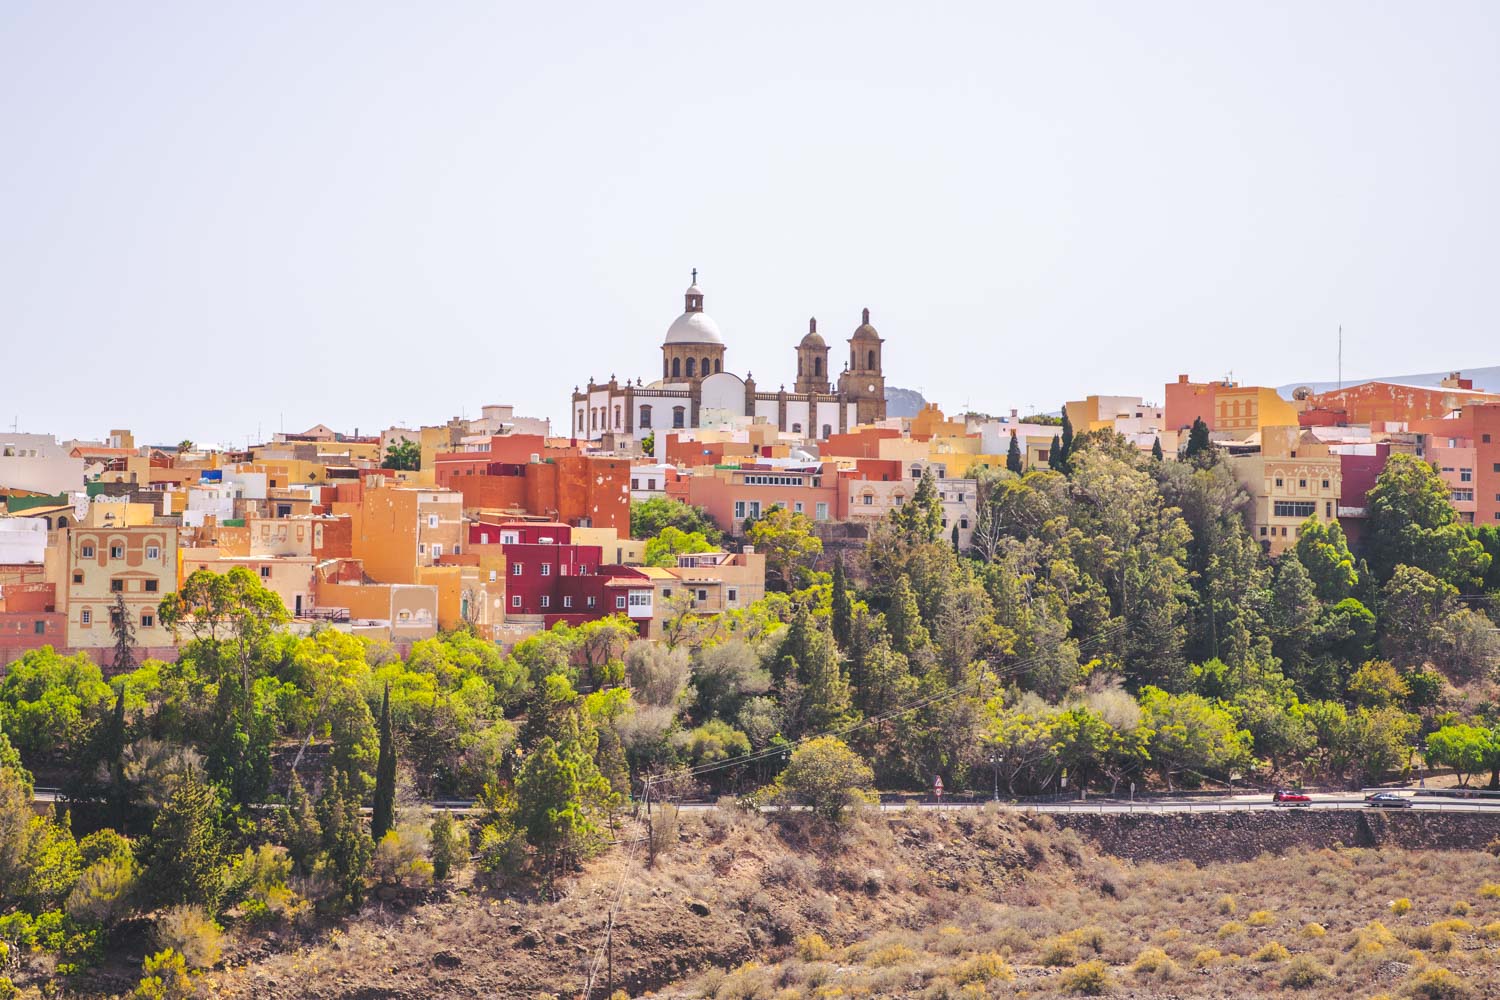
[933, 775, 944, 801]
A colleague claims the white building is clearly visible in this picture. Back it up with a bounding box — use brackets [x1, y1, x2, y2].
[0, 434, 85, 495]
[570, 276, 888, 449]
[0, 518, 48, 565]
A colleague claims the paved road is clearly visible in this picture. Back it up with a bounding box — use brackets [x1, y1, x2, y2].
[33, 787, 1500, 816]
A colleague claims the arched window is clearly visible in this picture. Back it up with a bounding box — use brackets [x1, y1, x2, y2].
[614, 405, 622, 428]
[867, 350, 876, 370]
[701, 356, 710, 377]
[822, 424, 832, 439]
[663, 359, 669, 378]
[686, 357, 696, 378]
[577, 410, 585, 431]
[798, 358, 803, 376]
[57, 516, 68, 528]
[911, 465, 922, 479]
[639, 405, 653, 428]
[792, 422, 802, 434]
[814, 357, 822, 376]
[714, 358, 721, 373]
[672, 406, 686, 428]
[672, 357, 681, 378]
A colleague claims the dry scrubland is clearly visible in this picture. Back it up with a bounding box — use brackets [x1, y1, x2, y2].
[186, 806, 1500, 1000]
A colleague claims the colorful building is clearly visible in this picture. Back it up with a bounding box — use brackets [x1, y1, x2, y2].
[1227, 427, 1343, 556]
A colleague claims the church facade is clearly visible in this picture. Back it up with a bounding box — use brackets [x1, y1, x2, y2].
[571, 277, 888, 448]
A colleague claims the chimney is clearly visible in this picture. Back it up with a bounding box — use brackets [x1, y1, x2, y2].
[1177, 374, 1189, 384]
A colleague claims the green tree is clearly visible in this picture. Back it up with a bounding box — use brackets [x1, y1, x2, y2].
[1055, 405, 1075, 474]
[830, 560, 853, 649]
[1425, 724, 1492, 787]
[748, 506, 823, 590]
[891, 469, 943, 544]
[1138, 687, 1254, 789]
[512, 728, 614, 874]
[1184, 417, 1213, 465]
[772, 736, 875, 823]
[1379, 565, 1457, 668]
[1268, 555, 1319, 677]
[381, 437, 421, 471]
[1006, 430, 1023, 474]
[370, 684, 396, 844]
[429, 812, 468, 881]
[280, 771, 321, 875]
[144, 768, 228, 911]
[110, 592, 138, 674]
[1293, 518, 1359, 602]
[643, 525, 714, 567]
[885, 574, 930, 659]
[316, 770, 373, 908]
[630, 497, 723, 544]
[1366, 454, 1490, 587]
[1150, 436, 1164, 462]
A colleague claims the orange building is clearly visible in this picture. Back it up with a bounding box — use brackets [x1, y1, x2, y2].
[435, 455, 630, 533]
[1305, 375, 1500, 428]
[339, 487, 464, 585]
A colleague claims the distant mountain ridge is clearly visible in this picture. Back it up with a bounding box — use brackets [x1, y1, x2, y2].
[884, 386, 927, 419]
[1277, 364, 1500, 397]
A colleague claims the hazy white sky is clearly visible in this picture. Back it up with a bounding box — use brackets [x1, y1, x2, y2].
[2, 2, 1497, 445]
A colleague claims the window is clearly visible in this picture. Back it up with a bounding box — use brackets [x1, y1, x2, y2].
[1325, 502, 1333, 517]
[540, 595, 550, 609]
[260, 566, 271, 579]
[587, 596, 597, 608]
[1260, 526, 1267, 536]
[109, 545, 125, 559]
[727, 587, 738, 602]
[72, 571, 83, 584]
[110, 579, 124, 592]
[540, 563, 551, 576]
[1320, 480, 1329, 490]
[419, 543, 427, 555]
[33, 621, 45, 635]
[513, 563, 523, 575]
[628, 592, 651, 608]
[1484, 433, 1492, 443]
[428, 514, 439, 528]
[1298, 479, 1307, 489]
[140, 613, 154, 628]
[81, 609, 92, 625]
[960, 517, 969, 529]
[734, 501, 746, 519]
[794, 501, 804, 514]
[1452, 489, 1475, 502]
[1273, 501, 1316, 518]
[616, 595, 627, 610]
[815, 502, 828, 520]
[1461, 468, 1473, 482]
[631, 478, 640, 490]
[1274, 478, 1283, 488]
[512, 595, 522, 608]
[662, 588, 672, 598]
[146, 545, 160, 560]
[791, 423, 802, 434]
[431, 544, 442, 559]
[673, 406, 686, 429]
[563, 595, 573, 609]
[822, 424, 832, 439]
[862, 494, 874, 506]
[695, 589, 708, 602]
[81, 544, 94, 558]
[639, 405, 652, 428]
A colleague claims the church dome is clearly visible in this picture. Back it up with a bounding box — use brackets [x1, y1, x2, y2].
[851, 307, 880, 341]
[665, 310, 724, 345]
[799, 317, 826, 348]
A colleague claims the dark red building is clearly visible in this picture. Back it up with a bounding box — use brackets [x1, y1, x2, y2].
[475, 521, 655, 635]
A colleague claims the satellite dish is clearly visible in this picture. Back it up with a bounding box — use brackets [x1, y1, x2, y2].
[1292, 386, 1313, 401]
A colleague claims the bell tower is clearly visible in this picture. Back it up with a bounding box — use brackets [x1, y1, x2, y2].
[838, 307, 887, 425]
[794, 317, 830, 394]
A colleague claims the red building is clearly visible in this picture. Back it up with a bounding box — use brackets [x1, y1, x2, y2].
[1411, 402, 1500, 527]
[436, 446, 631, 533]
[1332, 444, 1392, 551]
[478, 521, 656, 635]
[0, 582, 64, 662]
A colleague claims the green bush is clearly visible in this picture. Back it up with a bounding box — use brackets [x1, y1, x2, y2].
[1408, 967, 1470, 1000]
[950, 952, 1014, 985]
[151, 906, 222, 970]
[1058, 959, 1114, 995]
[1281, 954, 1328, 989]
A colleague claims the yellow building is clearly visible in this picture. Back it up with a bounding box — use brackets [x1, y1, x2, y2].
[571, 526, 646, 566]
[1229, 427, 1343, 556]
[48, 523, 179, 650]
[340, 486, 464, 585]
[1214, 386, 1300, 436]
[646, 549, 766, 636]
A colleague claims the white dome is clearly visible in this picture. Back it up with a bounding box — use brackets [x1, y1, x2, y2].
[664, 310, 724, 345]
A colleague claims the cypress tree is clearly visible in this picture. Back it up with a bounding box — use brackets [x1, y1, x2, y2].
[371, 683, 396, 843]
[1006, 430, 1023, 474]
[951, 523, 961, 553]
[1058, 405, 1074, 472]
[145, 766, 227, 910]
[318, 770, 373, 908]
[1151, 436, 1164, 461]
[1049, 434, 1062, 470]
[886, 574, 930, 659]
[282, 771, 322, 875]
[830, 560, 852, 649]
[1185, 417, 1213, 464]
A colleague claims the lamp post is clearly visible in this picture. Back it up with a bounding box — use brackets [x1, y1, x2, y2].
[990, 752, 1002, 802]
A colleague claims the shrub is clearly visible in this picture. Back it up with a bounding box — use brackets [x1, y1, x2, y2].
[152, 905, 222, 970]
[648, 804, 680, 867]
[1217, 920, 1246, 939]
[1281, 954, 1329, 989]
[1429, 918, 1472, 935]
[370, 825, 434, 888]
[1057, 959, 1113, 995]
[950, 952, 1014, 985]
[1449, 900, 1471, 916]
[1302, 922, 1327, 938]
[1039, 935, 1079, 966]
[1407, 967, 1470, 999]
[1480, 921, 1500, 941]
[866, 943, 918, 967]
[66, 855, 139, 927]
[1251, 941, 1290, 962]
[1246, 909, 1274, 927]
[1392, 898, 1413, 916]
[796, 933, 832, 962]
[0, 975, 15, 1000]
[1478, 883, 1500, 900]
[1349, 920, 1399, 957]
[429, 812, 469, 881]
[1192, 948, 1223, 967]
[242, 882, 309, 928]
[1216, 893, 1237, 915]
[129, 949, 194, 1000]
[1130, 947, 1178, 981]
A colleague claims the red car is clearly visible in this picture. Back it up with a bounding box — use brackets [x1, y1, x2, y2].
[1273, 789, 1311, 807]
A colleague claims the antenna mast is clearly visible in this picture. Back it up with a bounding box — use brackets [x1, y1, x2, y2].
[1338, 324, 1343, 392]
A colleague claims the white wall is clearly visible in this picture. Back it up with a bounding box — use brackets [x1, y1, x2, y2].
[0, 434, 84, 495]
[0, 519, 48, 564]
